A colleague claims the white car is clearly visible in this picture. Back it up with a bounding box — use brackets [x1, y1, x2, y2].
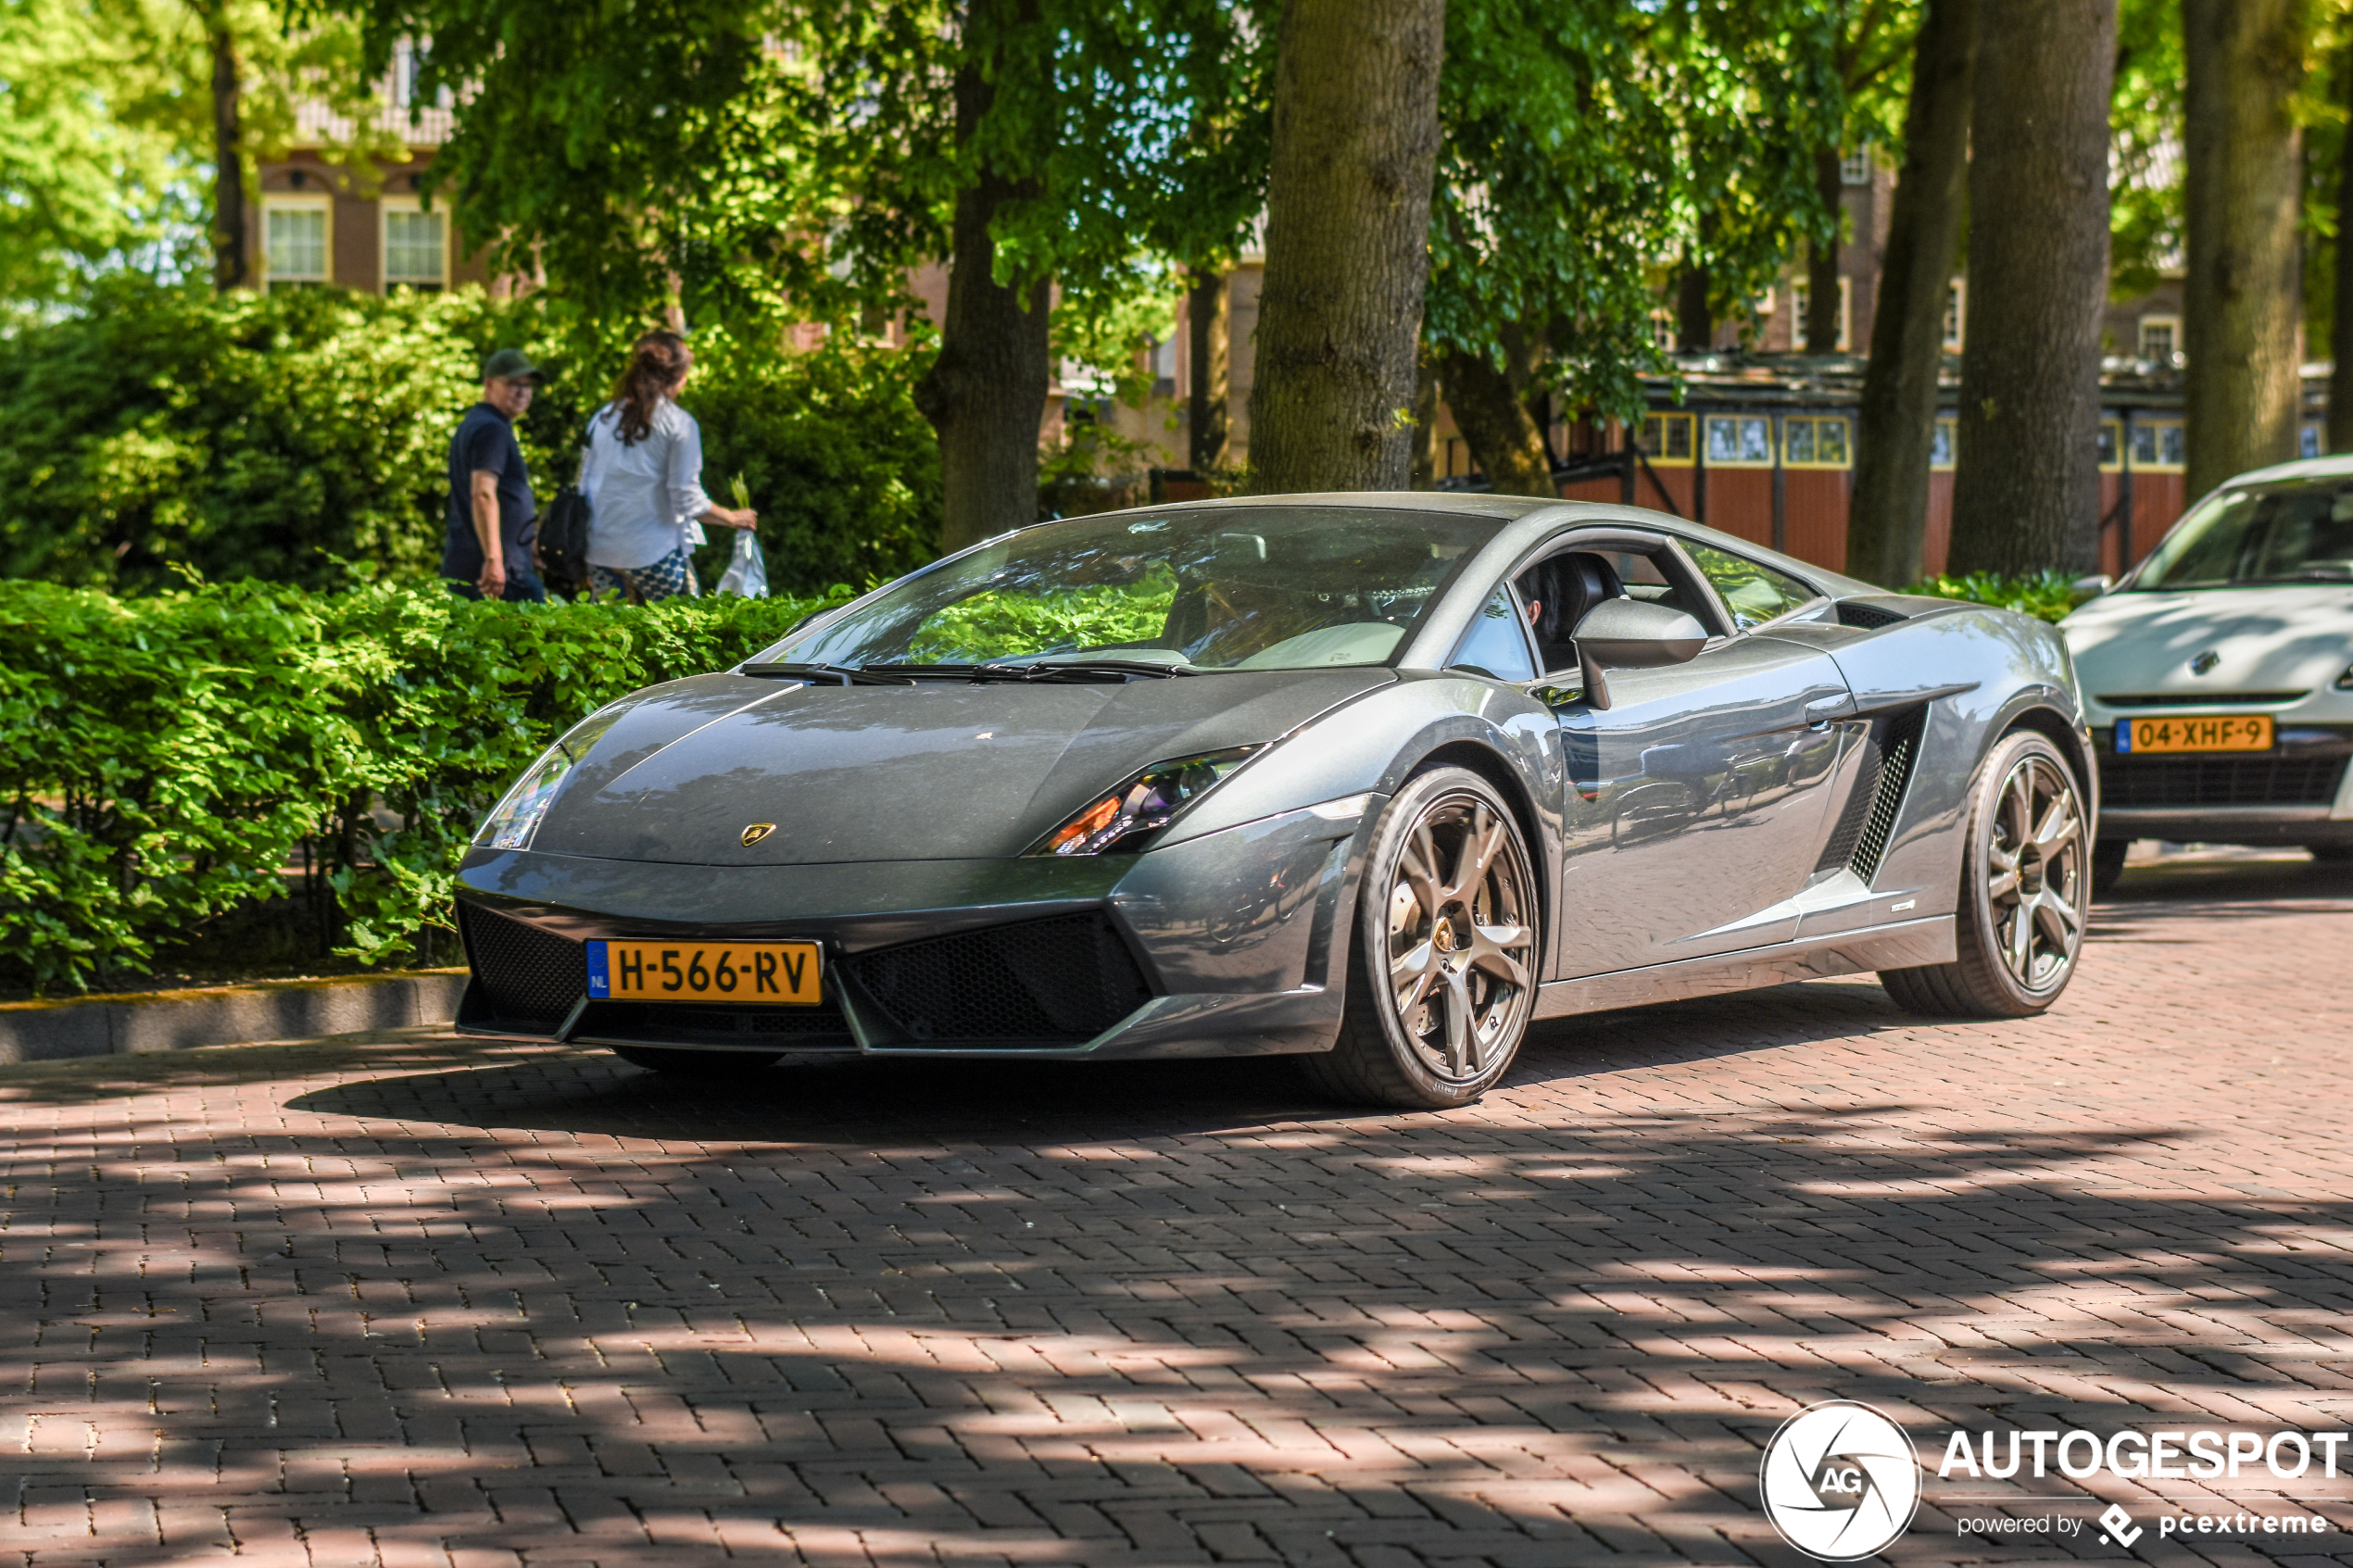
[2064, 453, 2353, 889]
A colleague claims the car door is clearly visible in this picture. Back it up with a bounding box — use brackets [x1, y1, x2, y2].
[1539, 532, 1854, 977]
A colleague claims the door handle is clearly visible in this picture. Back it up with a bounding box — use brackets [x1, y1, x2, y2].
[1804, 696, 1854, 729]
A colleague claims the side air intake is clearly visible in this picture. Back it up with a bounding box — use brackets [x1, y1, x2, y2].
[1849, 706, 1926, 883]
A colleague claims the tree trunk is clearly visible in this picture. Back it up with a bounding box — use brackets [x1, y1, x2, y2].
[1805, 146, 1844, 353]
[914, 0, 1053, 556]
[1409, 344, 1440, 488]
[1246, 0, 1446, 493]
[1437, 332, 1553, 496]
[1186, 269, 1227, 471]
[1847, 0, 1978, 588]
[203, 2, 248, 293]
[2184, 0, 2309, 494]
[1946, 0, 2116, 578]
[1675, 261, 1713, 350]
[2332, 46, 2353, 453]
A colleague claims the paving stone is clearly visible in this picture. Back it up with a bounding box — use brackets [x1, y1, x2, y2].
[5, 857, 2353, 1563]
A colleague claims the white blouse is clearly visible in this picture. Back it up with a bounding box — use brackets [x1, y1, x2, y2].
[580, 398, 716, 571]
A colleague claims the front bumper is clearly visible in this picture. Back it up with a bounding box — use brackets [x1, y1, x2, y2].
[2088, 714, 2353, 846]
[453, 799, 1376, 1060]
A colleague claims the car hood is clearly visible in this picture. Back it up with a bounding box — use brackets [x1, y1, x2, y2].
[527, 668, 1394, 865]
[2062, 584, 2353, 704]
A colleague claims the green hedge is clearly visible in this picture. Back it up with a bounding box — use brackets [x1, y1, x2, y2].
[1907, 570, 2082, 624]
[0, 279, 943, 596]
[0, 580, 843, 993]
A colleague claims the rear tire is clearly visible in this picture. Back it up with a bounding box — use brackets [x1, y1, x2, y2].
[2091, 837, 2130, 896]
[1879, 731, 2089, 1019]
[1301, 767, 1541, 1110]
[611, 1045, 783, 1076]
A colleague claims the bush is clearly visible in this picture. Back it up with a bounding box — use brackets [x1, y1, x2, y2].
[0, 279, 495, 592]
[0, 280, 945, 597]
[1907, 570, 2081, 624]
[0, 580, 845, 993]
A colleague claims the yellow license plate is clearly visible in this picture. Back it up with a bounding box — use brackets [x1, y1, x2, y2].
[2116, 714, 2274, 755]
[587, 939, 822, 1005]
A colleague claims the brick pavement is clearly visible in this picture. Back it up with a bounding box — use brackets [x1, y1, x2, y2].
[6, 852, 2353, 1567]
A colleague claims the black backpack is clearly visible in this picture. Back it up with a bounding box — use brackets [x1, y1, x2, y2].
[537, 445, 592, 595]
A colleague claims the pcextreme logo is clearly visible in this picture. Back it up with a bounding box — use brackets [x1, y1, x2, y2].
[1759, 1400, 1924, 1562]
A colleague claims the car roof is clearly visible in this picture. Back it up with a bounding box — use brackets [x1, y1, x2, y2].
[2215, 453, 2353, 486]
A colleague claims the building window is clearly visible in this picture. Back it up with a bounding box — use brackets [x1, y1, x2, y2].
[1789, 277, 1853, 352]
[2129, 419, 2185, 470]
[1639, 412, 1694, 466]
[1942, 279, 1966, 351]
[2304, 422, 2324, 459]
[2098, 419, 2121, 470]
[1930, 418, 1956, 470]
[2138, 315, 2181, 364]
[1840, 146, 1872, 186]
[1650, 308, 1677, 350]
[1782, 415, 1851, 468]
[263, 201, 329, 290]
[1704, 414, 1773, 467]
[382, 203, 447, 291]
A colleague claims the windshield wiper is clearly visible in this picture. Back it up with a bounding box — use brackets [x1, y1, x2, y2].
[861, 660, 1198, 684]
[737, 661, 916, 685]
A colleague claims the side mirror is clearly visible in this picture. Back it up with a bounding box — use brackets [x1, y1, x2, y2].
[1572, 598, 1708, 709]
[2070, 573, 2113, 605]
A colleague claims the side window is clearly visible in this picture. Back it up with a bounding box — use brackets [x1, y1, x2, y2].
[1686, 543, 1820, 631]
[1447, 588, 1538, 683]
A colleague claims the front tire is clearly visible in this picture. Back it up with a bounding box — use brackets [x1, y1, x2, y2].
[2091, 837, 2130, 896]
[1302, 767, 1541, 1110]
[1880, 731, 2089, 1019]
[612, 1045, 783, 1076]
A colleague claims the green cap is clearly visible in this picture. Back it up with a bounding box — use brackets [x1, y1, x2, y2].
[482, 347, 543, 383]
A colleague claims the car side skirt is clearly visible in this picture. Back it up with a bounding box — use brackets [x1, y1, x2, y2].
[1532, 914, 1956, 1020]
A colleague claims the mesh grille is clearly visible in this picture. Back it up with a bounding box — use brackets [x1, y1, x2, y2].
[842, 912, 1152, 1045]
[1815, 736, 1884, 872]
[1850, 706, 1926, 884]
[459, 903, 585, 1029]
[1836, 601, 1906, 630]
[2099, 754, 2349, 808]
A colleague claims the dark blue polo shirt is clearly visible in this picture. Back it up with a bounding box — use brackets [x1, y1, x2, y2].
[442, 403, 537, 579]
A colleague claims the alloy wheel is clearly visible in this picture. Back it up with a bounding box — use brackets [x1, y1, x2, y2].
[1984, 752, 2085, 992]
[1383, 795, 1539, 1083]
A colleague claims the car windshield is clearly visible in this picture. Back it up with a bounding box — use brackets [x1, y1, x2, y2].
[2135, 478, 2353, 588]
[765, 506, 1500, 671]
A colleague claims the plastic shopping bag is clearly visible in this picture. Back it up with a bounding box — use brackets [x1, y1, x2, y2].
[716, 526, 769, 597]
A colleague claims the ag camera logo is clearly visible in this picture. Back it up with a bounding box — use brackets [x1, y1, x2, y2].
[1760, 1400, 1923, 1561]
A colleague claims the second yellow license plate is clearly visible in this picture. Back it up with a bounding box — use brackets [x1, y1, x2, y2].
[586, 939, 822, 1005]
[2116, 714, 2274, 754]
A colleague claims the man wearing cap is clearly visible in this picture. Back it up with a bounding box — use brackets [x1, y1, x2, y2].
[443, 348, 546, 602]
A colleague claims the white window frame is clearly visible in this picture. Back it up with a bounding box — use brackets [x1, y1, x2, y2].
[261, 195, 333, 290]
[1942, 279, 1966, 352]
[379, 194, 449, 292]
[1649, 307, 1676, 351]
[1930, 417, 1957, 470]
[1840, 147, 1872, 186]
[2138, 314, 2181, 364]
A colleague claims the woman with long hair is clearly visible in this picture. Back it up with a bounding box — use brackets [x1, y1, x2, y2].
[580, 330, 756, 601]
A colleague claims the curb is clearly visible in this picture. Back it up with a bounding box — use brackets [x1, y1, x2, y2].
[0, 971, 471, 1064]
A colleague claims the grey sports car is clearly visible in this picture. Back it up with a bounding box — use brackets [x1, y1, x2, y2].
[455, 495, 2096, 1109]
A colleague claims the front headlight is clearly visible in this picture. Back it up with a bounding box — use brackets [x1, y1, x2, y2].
[474, 705, 631, 850]
[1034, 746, 1263, 856]
[2336, 660, 2353, 691]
